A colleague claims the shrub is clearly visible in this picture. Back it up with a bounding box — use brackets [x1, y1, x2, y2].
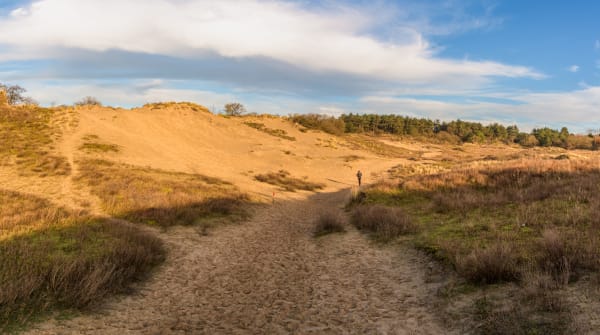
[351, 205, 416, 241]
[74, 96, 102, 107]
[456, 243, 519, 284]
[537, 230, 571, 286]
[314, 210, 346, 237]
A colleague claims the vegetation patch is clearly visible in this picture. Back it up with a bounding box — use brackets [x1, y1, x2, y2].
[343, 135, 412, 158]
[76, 159, 250, 228]
[350, 204, 417, 242]
[313, 210, 346, 237]
[289, 114, 345, 136]
[254, 170, 324, 192]
[0, 190, 164, 332]
[243, 122, 296, 141]
[142, 102, 210, 112]
[351, 159, 600, 334]
[360, 160, 600, 280]
[0, 104, 70, 176]
[79, 135, 120, 153]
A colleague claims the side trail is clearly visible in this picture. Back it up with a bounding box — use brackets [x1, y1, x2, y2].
[27, 188, 452, 335]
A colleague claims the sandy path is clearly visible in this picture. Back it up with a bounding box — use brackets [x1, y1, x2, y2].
[26, 188, 450, 335]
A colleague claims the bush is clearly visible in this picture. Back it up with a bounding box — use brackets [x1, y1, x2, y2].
[74, 96, 102, 107]
[351, 205, 416, 241]
[537, 230, 570, 285]
[456, 243, 519, 284]
[314, 210, 346, 237]
[289, 114, 346, 136]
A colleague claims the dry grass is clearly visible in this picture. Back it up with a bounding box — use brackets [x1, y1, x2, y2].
[79, 135, 120, 153]
[0, 190, 164, 332]
[243, 122, 296, 141]
[79, 142, 120, 153]
[76, 159, 250, 228]
[456, 243, 519, 284]
[0, 104, 70, 176]
[141, 102, 210, 113]
[350, 204, 417, 242]
[255, 170, 324, 192]
[343, 134, 412, 158]
[355, 158, 600, 333]
[313, 210, 346, 237]
[381, 159, 600, 280]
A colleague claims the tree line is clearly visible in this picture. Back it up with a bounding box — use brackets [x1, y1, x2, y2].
[290, 113, 600, 150]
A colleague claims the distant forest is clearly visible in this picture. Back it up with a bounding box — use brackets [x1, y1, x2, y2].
[289, 113, 600, 150]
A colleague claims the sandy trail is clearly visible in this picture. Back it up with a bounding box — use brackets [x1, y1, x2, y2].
[26, 187, 450, 335]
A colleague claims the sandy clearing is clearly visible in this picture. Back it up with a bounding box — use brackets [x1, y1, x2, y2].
[25, 188, 452, 335]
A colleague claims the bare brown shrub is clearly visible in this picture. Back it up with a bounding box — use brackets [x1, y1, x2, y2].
[313, 210, 346, 237]
[456, 243, 519, 284]
[351, 205, 416, 241]
[538, 230, 571, 286]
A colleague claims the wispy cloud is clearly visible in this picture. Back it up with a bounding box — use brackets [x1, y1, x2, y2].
[568, 65, 580, 73]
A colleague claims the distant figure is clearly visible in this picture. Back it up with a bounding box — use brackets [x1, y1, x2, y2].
[356, 170, 363, 186]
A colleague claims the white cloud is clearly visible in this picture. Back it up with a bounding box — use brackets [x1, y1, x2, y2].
[568, 65, 579, 73]
[10, 7, 29, 17]
[0, 0, 542, 84]
[21, 80, 236, 108]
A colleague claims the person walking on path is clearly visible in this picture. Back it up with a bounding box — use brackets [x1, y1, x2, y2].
[356, 170, 363, 186]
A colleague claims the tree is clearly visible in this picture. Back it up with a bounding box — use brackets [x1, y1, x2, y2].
[0, 83, 37, 105]
[74, 96, 102, 106]
[224, 102, 246, 116]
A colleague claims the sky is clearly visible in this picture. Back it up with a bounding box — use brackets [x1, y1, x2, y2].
[1, 0, 600, 132]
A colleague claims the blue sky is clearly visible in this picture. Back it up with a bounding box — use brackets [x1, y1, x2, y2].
[1, 0, 599, 132]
